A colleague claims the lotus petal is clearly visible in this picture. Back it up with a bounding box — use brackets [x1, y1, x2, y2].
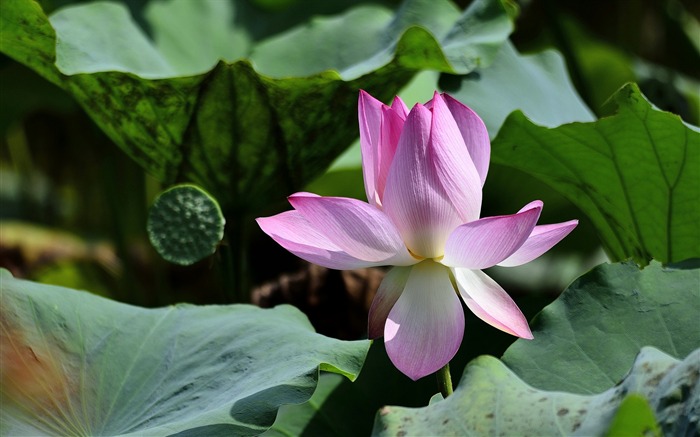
[454, 267, 532, 338]
[383, 104, 463, 259]
[385, 261, 464, 380]
[442, 201, 542, 269]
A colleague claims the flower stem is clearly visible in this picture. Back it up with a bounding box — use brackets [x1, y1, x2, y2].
[436, 362, 453, 398]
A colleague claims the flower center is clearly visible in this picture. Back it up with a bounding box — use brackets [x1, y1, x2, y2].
[407, 247, 445, 264]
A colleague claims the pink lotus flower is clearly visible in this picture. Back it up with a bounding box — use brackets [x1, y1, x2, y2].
[257, 91, 577, 380]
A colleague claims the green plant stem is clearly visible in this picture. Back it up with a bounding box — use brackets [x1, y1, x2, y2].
[436, 362, 453, 398]
[222, 212, 250, 303]
[221, 239, 236, 302]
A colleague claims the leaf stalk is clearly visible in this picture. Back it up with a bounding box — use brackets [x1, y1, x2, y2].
[436, 362, 453, 398]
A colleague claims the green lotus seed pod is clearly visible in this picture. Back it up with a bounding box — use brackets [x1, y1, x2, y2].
[147, 184, 225, 265]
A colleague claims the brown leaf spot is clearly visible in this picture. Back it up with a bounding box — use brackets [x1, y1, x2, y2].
[0, 308, 74, 414]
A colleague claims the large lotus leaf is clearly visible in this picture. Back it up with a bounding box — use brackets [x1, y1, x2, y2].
[0, 0, 513, 212]
[502, 260, 700, 394]
[441, 40, 595, 137]
[249, 0, 511, 79]
[372, 347, 699, 436]
[491, 83, 700, 264]
[264, 373, 348, 437]
[0, 270, 370, 436]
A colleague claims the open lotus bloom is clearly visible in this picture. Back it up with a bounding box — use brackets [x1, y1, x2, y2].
[257, 91, 577, 380]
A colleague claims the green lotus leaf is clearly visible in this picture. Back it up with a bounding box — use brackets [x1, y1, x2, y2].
[443, 40, 595, 137]
[372, 347, 698, 436]
[0, 270, 370, 436]
[0, 0, 513, 213]
[491, 83, 700, 264]
[502, 260, 700, 393]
